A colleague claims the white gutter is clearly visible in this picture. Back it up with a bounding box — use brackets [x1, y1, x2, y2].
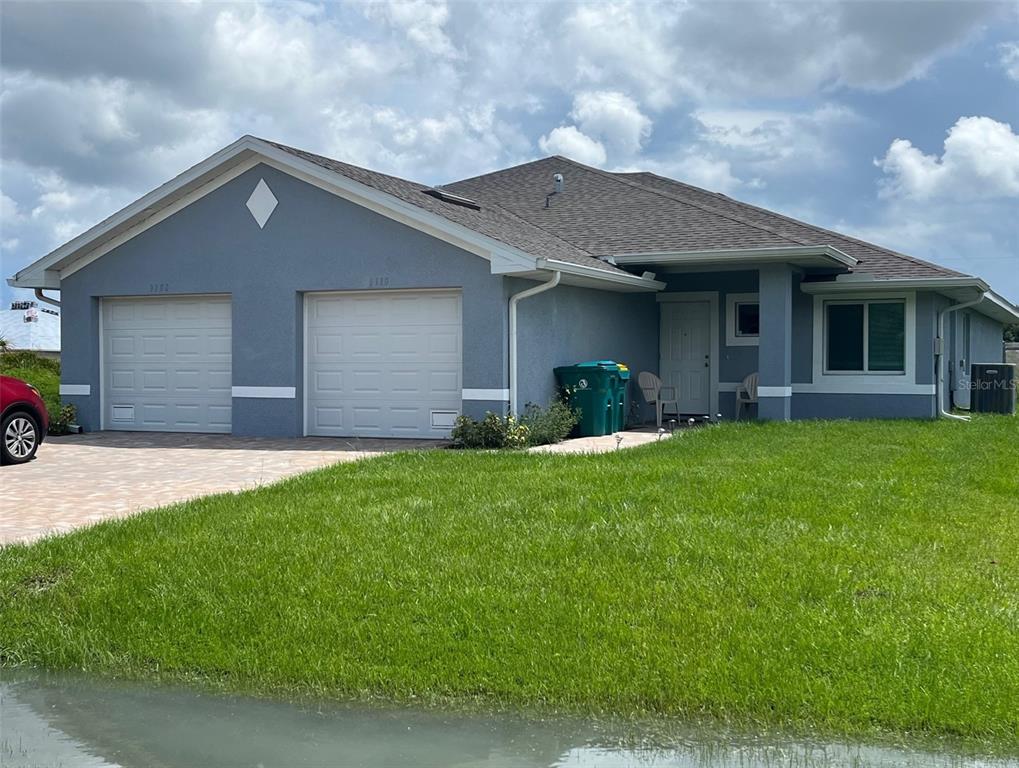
[936, 292, 986, 422]
[509, 271, 561, 415]
[801, 276, 990, 293]
[33, 289, 60, 308]
[535, 258, 665, 291]
[612, 245, 857, 269]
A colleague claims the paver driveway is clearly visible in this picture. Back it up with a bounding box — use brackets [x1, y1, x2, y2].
[0, 432, 436, 545]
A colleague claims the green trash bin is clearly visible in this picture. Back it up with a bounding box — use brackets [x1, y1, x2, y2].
[616, 363, 631, 430]
[555, 361, 618, 437]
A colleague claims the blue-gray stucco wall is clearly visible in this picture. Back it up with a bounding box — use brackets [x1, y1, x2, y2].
[60, 162, 509, 435]
[931, 296, 1005, 412]
[511, 279, 658, 423]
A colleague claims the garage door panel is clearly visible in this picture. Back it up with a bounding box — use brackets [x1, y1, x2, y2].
[306, 290, 461, 438]
[103, 296, 232, 433]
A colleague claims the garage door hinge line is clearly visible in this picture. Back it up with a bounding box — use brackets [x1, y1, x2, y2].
[508, 271, 561, 415]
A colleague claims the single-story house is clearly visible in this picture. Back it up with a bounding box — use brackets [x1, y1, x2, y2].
[0, 301, 61, 361]
[8, 136, 1018, 437]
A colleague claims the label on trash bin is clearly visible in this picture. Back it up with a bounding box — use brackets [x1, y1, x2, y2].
[577, 378, 588, 389]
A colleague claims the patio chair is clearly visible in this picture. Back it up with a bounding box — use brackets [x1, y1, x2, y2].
[735, 372, 759, 421]
[638, 371, 680, 428]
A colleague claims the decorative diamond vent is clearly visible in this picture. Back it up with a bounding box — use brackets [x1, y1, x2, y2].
[246, 178, 278, 229]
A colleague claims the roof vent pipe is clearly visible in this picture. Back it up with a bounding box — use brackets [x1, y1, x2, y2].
[545, 173, 564, 208]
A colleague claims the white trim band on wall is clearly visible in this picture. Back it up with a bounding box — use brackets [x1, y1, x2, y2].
[59, 384, 91, 396]
[758, 386, 793, 398]
[719, 382, 937, 396]
[462, 388, 510, 401]
[231, 386, 296, 399]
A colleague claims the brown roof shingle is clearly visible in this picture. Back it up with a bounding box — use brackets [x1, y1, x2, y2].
[446, 156, 965, 279]
[268, 140, 966, 281]
[266, 141, 629, 275]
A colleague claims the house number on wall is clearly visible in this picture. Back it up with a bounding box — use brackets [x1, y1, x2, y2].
[149, 283, 170, 294]
[368, 276, 391, 288]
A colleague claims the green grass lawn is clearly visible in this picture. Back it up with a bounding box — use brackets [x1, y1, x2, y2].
[0, 350, 61, 424]
[1, 418, 1018, 750]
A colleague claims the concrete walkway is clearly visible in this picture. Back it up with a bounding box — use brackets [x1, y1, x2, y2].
[530, 426, 665, 454]
[0, 432, 436, 545]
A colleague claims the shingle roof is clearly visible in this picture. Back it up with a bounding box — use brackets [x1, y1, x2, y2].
[266, 141, 628, 275]
[445, 156, 966, 279]
[614, 171, 964, 279]
[269, 140, 965, 281]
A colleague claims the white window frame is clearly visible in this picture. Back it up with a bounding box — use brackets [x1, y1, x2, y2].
[808, 292, 918, 394]
[725, 292, 759, 347]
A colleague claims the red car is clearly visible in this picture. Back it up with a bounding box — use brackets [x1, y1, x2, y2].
[1, 375, 49, 464]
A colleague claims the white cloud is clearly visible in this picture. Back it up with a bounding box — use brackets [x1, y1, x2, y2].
[538, 126, 607, 167]
[876, 116, 1019, 201]
[693, 104, 858, 171]
[570, 91, 652, 156]
[367, 0, 458, 58]
[1, 0, 1014, 304]
[1000, 42, 1019, 81]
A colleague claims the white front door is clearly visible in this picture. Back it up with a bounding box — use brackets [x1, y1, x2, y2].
[660, 300, 712, 415]
[305, 289, 462, 438]
[102, 295, 233, 432]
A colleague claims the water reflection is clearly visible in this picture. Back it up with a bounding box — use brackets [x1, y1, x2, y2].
[0, 670, 1013, 768]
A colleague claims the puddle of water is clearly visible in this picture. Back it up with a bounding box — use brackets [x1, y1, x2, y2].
[0, 669, 1013, 768]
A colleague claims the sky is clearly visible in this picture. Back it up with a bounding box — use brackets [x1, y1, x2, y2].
[1, 0, 1018, 305]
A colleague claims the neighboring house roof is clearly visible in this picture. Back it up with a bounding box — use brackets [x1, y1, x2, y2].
[445, 156, 962, 280]
[0, 308, 60, 352]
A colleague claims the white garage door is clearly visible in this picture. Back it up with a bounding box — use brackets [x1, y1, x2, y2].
[305, 290, 462, 438]
[102, 296, 232, 432]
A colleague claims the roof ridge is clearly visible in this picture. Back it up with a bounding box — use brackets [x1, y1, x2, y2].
[623, 170, 967, 277]
[444, 156, 559, 188]
[543, 156, 816, 252]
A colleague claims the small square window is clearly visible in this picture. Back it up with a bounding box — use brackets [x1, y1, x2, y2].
[735, 302, 760, 337]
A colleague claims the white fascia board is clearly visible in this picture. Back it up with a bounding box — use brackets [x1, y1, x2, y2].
[535, 258, 666, 292]
[612, 245, 857, 269]
[60, 156, 263, 280]
[803, 276, 990, 293]
[9, 135, 540, 288]
[801, 275, 1019, 323]
[978, 290, 1019, 323]
[9, 137, 263, 288]
[248, 142, 539, 274]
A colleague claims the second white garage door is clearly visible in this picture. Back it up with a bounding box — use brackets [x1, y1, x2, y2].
[305, 290, 462, 438]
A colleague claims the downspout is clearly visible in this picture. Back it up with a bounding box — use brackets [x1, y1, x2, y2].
[935, 293, 985, 421]
[509, 271, 561, 415]
[34, 289, 61, 308]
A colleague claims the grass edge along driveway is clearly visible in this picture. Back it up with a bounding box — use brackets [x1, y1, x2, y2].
[1, 417, 1017, 752]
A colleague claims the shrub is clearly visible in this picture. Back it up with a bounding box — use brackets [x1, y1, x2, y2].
[520, 400, 579, 446]
[451, 412, 529, 449]
[451, 402, 579, 449]
[49, 403, 78, 435]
